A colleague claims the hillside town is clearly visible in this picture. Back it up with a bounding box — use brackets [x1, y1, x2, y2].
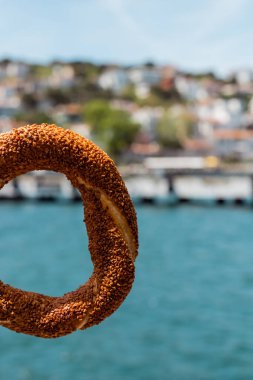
[1, 59, 253, 162]
[2, 59, 253, 203]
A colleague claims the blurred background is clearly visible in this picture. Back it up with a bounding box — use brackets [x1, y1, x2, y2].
[1, 0, 253, 379]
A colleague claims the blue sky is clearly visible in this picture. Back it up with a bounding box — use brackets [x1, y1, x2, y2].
[0, 0, 252, 74]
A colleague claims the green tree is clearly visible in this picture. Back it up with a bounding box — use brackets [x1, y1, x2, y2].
[21, 93, 38, 110]
[14, 111, 54, 125]
[45, 88, 70, 106]
[83, 100, 140, 158]
[156, 106, 194, 149]
[83, 100, 111, 130]
[29, 64, 52, 78]
[71, 61, 100, 81]
[121, 84, 137, 102]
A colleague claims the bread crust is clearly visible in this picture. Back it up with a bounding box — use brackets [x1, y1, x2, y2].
[0, 124, 138, 338]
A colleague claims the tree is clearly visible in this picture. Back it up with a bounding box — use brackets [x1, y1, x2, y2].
[71, 61, 100, 80]
[144, 61, 155, 68]
[14, 111, 54, 125]
[156, 106, 194, 149]
[29, 64, 52, 78]
[21, 93, 38, 110]
[82, 99, 111, 129]
[151, 85, 182, 103]
[45, 88, 70, 106]
[83, 100, 140, 158]
[121, 84, 136, 102]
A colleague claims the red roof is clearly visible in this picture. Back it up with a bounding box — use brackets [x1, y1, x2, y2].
[213, 129, 253, 140]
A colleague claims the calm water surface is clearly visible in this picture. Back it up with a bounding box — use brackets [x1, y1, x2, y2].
[1, 203, 253, 380]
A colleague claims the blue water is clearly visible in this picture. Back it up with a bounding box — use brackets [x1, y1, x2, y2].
[1, 203, 253, 380]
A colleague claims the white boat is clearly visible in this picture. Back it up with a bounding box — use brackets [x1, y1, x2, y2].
[17, 171, 78, 200]
[0, 181, 17, 199]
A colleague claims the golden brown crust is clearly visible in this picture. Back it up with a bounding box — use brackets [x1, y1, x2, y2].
[0, 124, 138, 338]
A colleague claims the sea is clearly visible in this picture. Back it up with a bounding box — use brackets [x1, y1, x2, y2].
[1, 202, 253, 380]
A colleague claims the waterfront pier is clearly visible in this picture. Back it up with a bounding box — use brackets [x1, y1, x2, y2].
[1, 161, 253, 207]
[0, 156, 253, 206]
[124, 156, 253, 207]
[125, 170, 253, 206]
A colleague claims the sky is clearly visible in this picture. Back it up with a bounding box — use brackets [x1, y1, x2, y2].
[0, 0, 252, 74]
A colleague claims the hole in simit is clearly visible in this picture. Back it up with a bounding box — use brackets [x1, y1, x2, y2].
[0, 171, 93, 296]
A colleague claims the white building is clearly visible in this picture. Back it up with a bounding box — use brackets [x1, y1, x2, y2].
[194, 98, 244, 139]
[98, 66, 161, 95]
[175, 76, 208, 101]
[0, 117, 19, 133]
[128, 67, 161, 86]
[131, 106, 163, 137]
[235, 69, 253, 85]
[134, 82, 150, 99]
[0, 83, 21, 109]
[0, 62, 29, 79]
[6, 62, 29, 78]
[98, 69, 129, 94]
[213, 129, 253, 159]
[48, 64, 75, 88]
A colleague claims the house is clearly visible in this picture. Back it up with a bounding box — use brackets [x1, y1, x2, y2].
[234, 69, 253, 86]
[194, 98, 244, 139]
[5, 62, 29, 79]
[175, 76, 208, 101]
[0, 61, 29, 80]
[98, 66, 162, 95]
[0, 81, 21, 112]
[213, 129, 253, 159]
[52, 103, 82, 124]
[134, 82, 150, 99]
[131, 106, 163, 138]
[128, 66, 161, 86]
[0, 117, 21, 133]
[160, 65, 176, 91]
[47, 64, 75, 88]
[98, 69, 129, 94]
[51, 104, 91, 138]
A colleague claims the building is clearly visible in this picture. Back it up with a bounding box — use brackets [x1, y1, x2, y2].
[128, 66, 161, 86]
[98, 69, 129, 94]
[213, 129, 253, 159]
[47, 64, 75, 88]
[131, 106, 163, 138]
